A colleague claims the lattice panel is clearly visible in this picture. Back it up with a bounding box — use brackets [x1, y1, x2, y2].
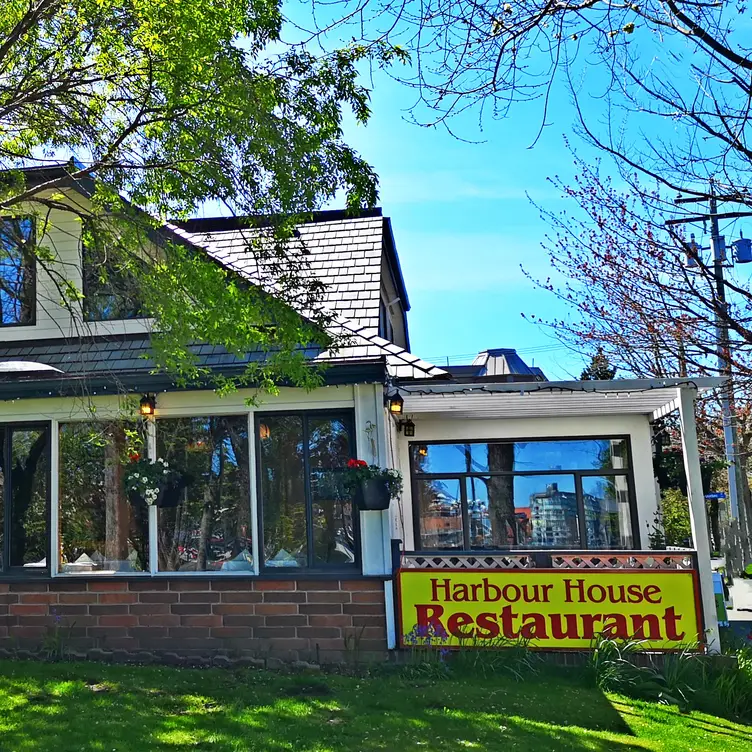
[401, 554, 536, 570]
[550, 553, 695, 570]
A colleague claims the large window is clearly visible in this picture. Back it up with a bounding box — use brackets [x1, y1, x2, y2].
[257, 412, 357, 570]
[58, 422, 148, 574]
[82, 231, 144, 321]
[411, 438, 636, 551]
[0, 425, 49, 572]
[157, 416, 252, 573]
[0, 217, 35, 326]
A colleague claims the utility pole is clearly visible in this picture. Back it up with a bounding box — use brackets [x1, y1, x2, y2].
[667, 181, 752, 570]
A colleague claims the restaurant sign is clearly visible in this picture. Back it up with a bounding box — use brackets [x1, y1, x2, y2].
[398, 569, 702, 651]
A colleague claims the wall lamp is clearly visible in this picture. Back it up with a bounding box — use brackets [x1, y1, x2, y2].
[398, 419, 415, 437]
[386, 391, 404, 416]
[139, 393, 156, 417]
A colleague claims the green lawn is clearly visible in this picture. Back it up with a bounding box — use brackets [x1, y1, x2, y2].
[0, 660, 750, 751]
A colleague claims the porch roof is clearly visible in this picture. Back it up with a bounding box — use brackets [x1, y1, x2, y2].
[398, 377, 726, 420]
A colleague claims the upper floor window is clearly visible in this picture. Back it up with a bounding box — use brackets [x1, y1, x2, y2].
[0, 217, 35, 326]
[378, 298, 394, 341]
[411, 438, 636, 552]
[82, 230, 144, 321]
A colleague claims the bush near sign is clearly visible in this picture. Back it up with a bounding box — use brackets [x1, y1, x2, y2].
[397, 569, 703, 651]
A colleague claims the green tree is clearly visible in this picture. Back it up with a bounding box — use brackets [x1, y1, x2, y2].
[0, 0, 402, 395]
[580, 349, 617, 381]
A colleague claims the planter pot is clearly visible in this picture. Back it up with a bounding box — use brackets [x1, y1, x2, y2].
[354, 477, 392, 511]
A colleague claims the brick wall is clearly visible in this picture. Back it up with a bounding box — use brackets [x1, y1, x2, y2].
[0, 578, 389, 665]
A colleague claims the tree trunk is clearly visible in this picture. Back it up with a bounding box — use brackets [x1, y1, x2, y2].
[104, 425, 128, 564]
[486, 443, 516, 546]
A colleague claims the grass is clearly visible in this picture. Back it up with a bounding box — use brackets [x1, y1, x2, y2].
[0, 659, 750, 751]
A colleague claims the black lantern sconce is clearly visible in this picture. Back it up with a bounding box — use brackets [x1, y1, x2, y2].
[139, 393, 156, 417]
[398, 419, 415, 437]
[386, 390, 404, 416]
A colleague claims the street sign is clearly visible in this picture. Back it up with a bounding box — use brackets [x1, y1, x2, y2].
[705, 492, 727, 500]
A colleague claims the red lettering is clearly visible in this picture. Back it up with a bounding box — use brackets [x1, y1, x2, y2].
[662, 607, 685, 641]
[581, 613, 603, 640]
[416, 604, 445, 633]
[602, 613, 630, 639]
[519, 613, 548, 639]
[606, 585, 627, 604]
[502, 584, 521, 602]
[476, 612, 500, 639]
[643, 585, 662, 605]
[550, 614, 579, 639]
[430, 579, 451, 602]
[627, 584, 643, 604]
[631, 614, 661, 640]
[587, 585, 607, 603]
[499, 605, 519, 638]
[564, 579, 585, 603]
[483, 578, 501, 602]
[447, 612, 475, 639]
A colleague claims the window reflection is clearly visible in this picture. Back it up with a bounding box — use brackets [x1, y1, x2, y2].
[416, 479, 463, 549]
[582, 476, 634, 549]
[0, 218, 35, 326]
[157, 416, 251, 573]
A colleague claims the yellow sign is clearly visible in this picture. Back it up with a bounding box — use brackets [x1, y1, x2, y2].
[398, 569, 702, 651]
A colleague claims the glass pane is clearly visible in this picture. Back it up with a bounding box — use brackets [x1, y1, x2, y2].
[582, 476, 634, 549]
[465, 475, 583, 549]
[412, 439, 628, 474]
[416, 479, 463, 549]
[0, 218, 34, 326]
[9, 428, 48, 567]
[59, 422, 148, 574]
[309, 416, 355, 567]
[0, 431, 4, 567]
[157, 416, 251, 573]
[259, 415, 307, 568]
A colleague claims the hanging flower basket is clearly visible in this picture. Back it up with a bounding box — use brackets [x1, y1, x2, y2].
[344, 459, 402, 512]
[125, 456, 184, 507]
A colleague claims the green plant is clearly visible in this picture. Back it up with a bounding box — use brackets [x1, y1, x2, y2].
[124, 456, 180, 505]
[344, 459, 403, 499]
[40, 611, 76, 662]
[452, 635, 542, 681]
[342, 625, 367, 669]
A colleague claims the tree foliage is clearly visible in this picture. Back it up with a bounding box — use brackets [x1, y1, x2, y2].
[580, 348, 617, 381]
[0, 0, 403, 396]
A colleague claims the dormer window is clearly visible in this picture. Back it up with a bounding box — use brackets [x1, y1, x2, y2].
[0, 217, 35, 327]
[82, 229, 144, 321]
[378, 298, 394, 341]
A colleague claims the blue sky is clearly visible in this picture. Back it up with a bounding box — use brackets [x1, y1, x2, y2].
[338, 69, 587, 379]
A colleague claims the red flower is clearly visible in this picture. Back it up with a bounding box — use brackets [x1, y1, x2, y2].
[128, 451, 141, 462]
[347, 458, 368, 468]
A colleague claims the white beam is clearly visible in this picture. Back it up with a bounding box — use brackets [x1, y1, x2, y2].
[677, 387, 720, 653]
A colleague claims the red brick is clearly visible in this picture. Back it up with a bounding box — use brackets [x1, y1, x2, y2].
[139, 592, 179, 603]
[213, 603, 254, 615]
[179, 591, 219, 603]
[53, 605, 89, 616]
[22, 592, 59, 605]
[307, 614, 351, 628]
[353, 626, 386, 640]
[296, 627, 342, 639]
[262, 592, 306, 603]
[254, 603, 297, 615]
[343, 603, 385, 615]
[140, 614, 180, 627]
[98, 614, 138, 628]
[305, 590, 350, 604]
[210, 627, 252, 639]
[129, 627, 169, 640]
[171, 603, 213, 615]
[0, 594, 19, 604]
[88, 581, 128, 592]
[297, 580, 340, 591]
[261, 638, 310, 651]
[253, 580, 295, 591]
[10, 604, 47, 616]
[210, 580, 253, 591]
[254, 627, 296, 639]
[49, 580, 89, 592]
[90, 605, 130, 616]
[222, 615, 265, 627]
[181, 615, 222, 628]
[130, 603, 170, 616]
[58, 593, 92, 605]
[88, 626, 128, 639]
[169, 580, 211, 591]
[352, 615, 385, 628]
[0, 584, 9, 593]
[340, 580, 383, 591]
[127, 580, 170, 591]
[299, 604, 342, 615]
[98, 592, 138, 605]
[9, 625, 46, 639]
[168, 627, 211, 639]
[265, 615, 307, 627]
[351, 591, 385, 604]
[219, 591, 262, 603]
[9, 582, 48, 592]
